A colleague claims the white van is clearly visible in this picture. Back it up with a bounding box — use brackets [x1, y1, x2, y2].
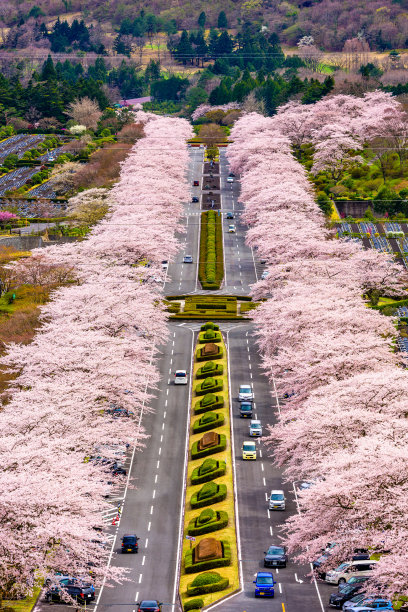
[325, 560, 378, 585]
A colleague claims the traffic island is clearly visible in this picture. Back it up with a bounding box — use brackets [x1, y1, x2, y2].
[179, 322, 239, 610]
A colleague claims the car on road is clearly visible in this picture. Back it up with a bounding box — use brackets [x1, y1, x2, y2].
[261, 270, 269, 280]
[226, 211, 234, 219]
[121, 534, 139, 553]
[328, 581, 368, 608]
[137, 601, 163, 612]
[249, 419, 262, 436]
[193, 180, 199, 186]
[174, 369, 188, 384]
[228, 172, 235, 177]
[183, 255, 193, 263]
[343, 596, 393, 610]
[238, 384, 254, 401]
[239, 401, 253, 418]
[242, 441, 257, 460]
[161, 260, 168, 271]
[192, 196, 199, 202]
[45, 583, 95, 603]
[228, 224, 236, 233]
[268, 490, 286, 510]
[253, 572, 275, 597]
[264, 545, 288, 568]
[325, 560, 378, 585]
[227, 176, 234, 183]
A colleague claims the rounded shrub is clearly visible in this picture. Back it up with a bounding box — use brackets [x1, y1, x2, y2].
[186, 571, 229, 595]
[184, 599, 204, 612]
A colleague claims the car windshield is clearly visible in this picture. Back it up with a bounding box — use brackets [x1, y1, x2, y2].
[335, 562, 349, 572]
[175, 372, 186, 377]
[141, 602, 158, 608]
[251, 424, 261, 429]
[241, 404, 251, 410]
[240, 386, 251, 393]
[267, 547, 284, 555]
[257, 576, 273, 585]
[243, 443, 255, 450]
[339, 584, 355, 594]
[123, 536, 136, 543]
[271, 494, 284, 501]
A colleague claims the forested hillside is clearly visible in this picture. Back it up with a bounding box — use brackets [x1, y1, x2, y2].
[3, 0, 408, 51]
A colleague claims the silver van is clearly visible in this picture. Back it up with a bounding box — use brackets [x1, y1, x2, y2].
[325, 559, 378, 585]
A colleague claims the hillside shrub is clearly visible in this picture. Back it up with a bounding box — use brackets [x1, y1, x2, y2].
[190, 482, 227, 509]
[184, 540, 231, 573]
[195, 376, 223, 396]
[191, 458, 226, 484]
[192, 412, 224, 434]
[187, 509, 229, 536]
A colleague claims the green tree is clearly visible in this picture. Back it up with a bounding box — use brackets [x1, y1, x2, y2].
[41, 55, 57, 81]
[186, 86, 208, 110]
[198, 12, 206, 29]
[176, 30, 194, 65]
[215, 31, 233, 56]
[218, 11, 228, 28]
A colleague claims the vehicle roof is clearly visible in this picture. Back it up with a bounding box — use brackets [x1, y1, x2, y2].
[175, 370, 187, 374]
[271, 489, 284, 494]
[239, 384, 252, 387]
[257, 571, 273, 577]
[243, 441, 256, 447]
[123, 534, 137, 538]
[250, 420, 261, 425]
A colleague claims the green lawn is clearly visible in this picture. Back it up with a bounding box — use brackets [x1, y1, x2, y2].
[3, 587, 41, 612]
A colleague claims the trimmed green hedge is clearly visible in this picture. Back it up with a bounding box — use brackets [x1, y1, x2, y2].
[184, 540, 231, 573]
[194, 394, 224, 415]
[191, 458, 226, 485]
[196, 345, 223, 361]
[190, 482, 227, 509]
[184, 598, 204, 611]
[193, 412, 224, 434]
[195, 377, 223, 396]
[191, 434, 227, 460]
[187, 510, 229, 536]
[201, 322, 220, 330]
[187, 572, 229, 596]
[198, 210, 224, 290]
[198, 330, 222, 343]
[196, 361, 224, 379]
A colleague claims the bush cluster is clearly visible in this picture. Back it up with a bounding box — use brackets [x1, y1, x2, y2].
[196, 345, 223, 361]
[198, 329, 222, 343]
[192, 412, 224, 434]
[184, 540, 231, 573]
[187, 572, 229, 597]
[183, 598, 204, 611]
[194, 393, 224, 415]
[191, 458, 226, 485]
[191, 434, 227, 460]
[190, 482, 227, 509]
[195, 376, 223, 396]
[196, 361, 224, 379]
[187, 509, 229, 537]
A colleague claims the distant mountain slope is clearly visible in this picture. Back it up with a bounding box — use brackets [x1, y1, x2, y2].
[2, 0, 408, 51]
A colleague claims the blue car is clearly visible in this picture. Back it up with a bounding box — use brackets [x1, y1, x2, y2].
[253, 571, 275, 597]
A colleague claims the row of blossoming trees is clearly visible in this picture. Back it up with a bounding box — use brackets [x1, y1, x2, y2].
[0, 112, 192, 598]
[227, 93, 408, 596]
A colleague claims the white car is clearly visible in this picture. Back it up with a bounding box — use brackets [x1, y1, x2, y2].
[325, 560, 378, 585]
[227, 176, 234, 183]
[174, 370, 188, 385]
[249, 419, 262, 436]
[238, 384, 253, 401]
[269, 490, 286, 510]
[228, 224, 236, 233]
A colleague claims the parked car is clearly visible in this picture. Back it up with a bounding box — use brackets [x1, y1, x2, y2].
[174, 370, 188, 385]
[192, 196, 199, 202]
[239, 402, 253, 418]
[238, 384, 254, 401]
[137, 601, 162, 612]
[193, 180, 199, 186]
[347, 576, 372, 586]
[264, 545, 288, 568]
[161, 260, 168, 271]
[328, 581, 367, 608]
[121, 534, 139, 553]
[343, 595, 393, 610]
[253, 572, 275, 597]
[226, 211, 234, 219]
[325, 560, 378, 585]
[45, 584, 95, 603]
[183, 255, 193, 263]
[111, 461, 126, 476]
[227, 176, 234, 183]
[261, 270, 269, 280]
[313, 551, 331, 579]
[228, 224, 236, 233]
[249, 419, 262, 436]
[242, 441, 257, 460]
[268, 490, 286, 510]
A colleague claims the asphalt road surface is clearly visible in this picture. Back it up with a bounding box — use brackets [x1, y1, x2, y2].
[34, 147, 335, 612]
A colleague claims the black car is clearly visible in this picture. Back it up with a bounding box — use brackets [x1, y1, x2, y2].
[111, 461, 126, 475]
[264, 545, 288, 568]
[228, 172, 235, 177]
[138, 600, 162, 612]
[313, 552, 330, 579]
[45, 584, 95, 603]
[192, 196, 199, 202]
[329, 581, 367, 609]
[121, 534, 139, 553]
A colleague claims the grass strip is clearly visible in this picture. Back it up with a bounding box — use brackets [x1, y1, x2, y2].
[198, 211, 224, 290]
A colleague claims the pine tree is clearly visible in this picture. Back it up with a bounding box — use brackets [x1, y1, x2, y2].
[218, 11, 228, 29]
[198, 11, 206, 29]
